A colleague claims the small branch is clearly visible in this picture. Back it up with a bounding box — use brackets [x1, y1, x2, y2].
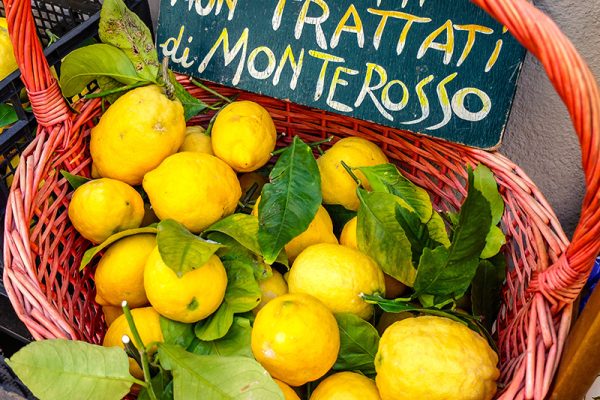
[85, 82, 147, 99]
[190, 79, 233, 104]
[162, 58, 176, 100]
[122, 301, 158, 400]
[340, 160, 361, 186]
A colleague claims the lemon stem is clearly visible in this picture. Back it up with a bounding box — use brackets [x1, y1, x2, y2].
[340, 160, 361, 186]
[122, 301, 158, 400]
[191, 79, 234, 104]
[161, 57, 176, 101]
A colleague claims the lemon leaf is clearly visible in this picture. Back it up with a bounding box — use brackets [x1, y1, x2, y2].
[99, 0, 159, 82]
[138, 370, 174, 400]
[334, 313, 380, 376]
[473, 164, 504, 226]
[157, 219, 224, 277]
[205, 214, 261, 255]
[61, 170, 90, 190]
[0, 103, 18, 128]
[471, 256, 506, 331]
[189, 317, 253, 358]
[157, 344, 284, 400]
[79, 226, 158, 271]
[323, 204, 356, 236]
[59, 44, 145, 97]
[359, 163, 433, 223]
[6, 339, 135, 400]
[171, 74, 209, 121]
[480, 225, 506, 259]
[357, 189, 416, 286]
[194, 302, 234, 341]
[160, 316, 195, 349]
[258, 136, 321, 264]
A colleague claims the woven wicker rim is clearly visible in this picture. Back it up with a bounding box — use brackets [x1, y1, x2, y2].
[3, 0, 600, 399]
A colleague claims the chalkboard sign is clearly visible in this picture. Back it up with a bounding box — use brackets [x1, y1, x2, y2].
[157, 0, 526, 149]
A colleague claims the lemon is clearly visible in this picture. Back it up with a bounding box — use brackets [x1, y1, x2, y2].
[340, 216, 358, 249]
[143, 152, 241, 233]
[253, 270, 288, 314]
[90, 85, 186, 185]
[179, 126, 213, 155]
[102, 306, 124, 326]
[144, 247, 227, 323]
[375, 316, 499, 400]
[274, 379, 300, 400]
[0, 18, 17, 80]
[338, 216, 406, 299]
[317, 137, 388, 211]
[103, 307, 164, 378]
[375, 312, 414, 336]
[211, 101, 277, 172]
[94, 234, 155, 308]
[253, 198, 338, 262]
[288, 243, 385, 319]
[68, 178, 145, 244]
[251, 293, 340, 386]
[310, 372, 381, 400]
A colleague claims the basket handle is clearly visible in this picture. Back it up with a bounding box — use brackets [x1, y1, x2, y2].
[473, 0, 600, 302]
[4, 0, 70, 126]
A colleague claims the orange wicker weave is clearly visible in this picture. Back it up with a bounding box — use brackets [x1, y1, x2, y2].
[2, 0, 600, 398]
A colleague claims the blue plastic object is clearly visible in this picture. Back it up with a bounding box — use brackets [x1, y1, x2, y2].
[580, 257, 600, 311]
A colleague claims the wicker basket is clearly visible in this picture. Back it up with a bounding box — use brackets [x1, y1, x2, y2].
[3, 0, 600, 398]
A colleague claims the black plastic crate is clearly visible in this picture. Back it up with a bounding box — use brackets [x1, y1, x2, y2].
[0, 0, 153, 345]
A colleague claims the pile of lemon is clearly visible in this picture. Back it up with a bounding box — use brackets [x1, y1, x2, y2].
[69, 85, 498, 400]
[0, 17, 17, 81]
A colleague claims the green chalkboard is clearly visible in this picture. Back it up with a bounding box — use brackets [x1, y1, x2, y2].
[157, 0, 526, 149]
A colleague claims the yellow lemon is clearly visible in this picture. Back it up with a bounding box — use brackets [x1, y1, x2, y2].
[274, 379, 300, 400]
[253, 270, 288, 314]
[94, 234, 155, 308]
[90, 85, 186, 185]
[179, 126, 213, 155]
[251, 293, 340, 387]
[211, 101, 276, 172]
[338, 216, 406, 299]
[288, 243, 385, 319]
[340, 216, 358, 249]
[317, 137, 388, 211]
[103, 307, 163, 378]
[310, 372, 381, 400]
[144, 247, 227, 323]
[253, 198, 338, 262]
[375, 316, 499, 400]
[0, 18, 17, 80]
[143, 152, 242, 233]
[102, 306, 124, 326]
[68, 178, 144, 244]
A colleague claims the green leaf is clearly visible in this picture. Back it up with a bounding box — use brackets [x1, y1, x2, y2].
[139, 370, 174, 400]
[323, 204, 356, 237]
[258, 136, 321, 264]
[357, 189, 415, 286]
[334, 313, 380, 376]
[207, 232, 272, 281]
[413, 172, 492, 302]
[0, 103, 18, 128]
[190, 317, 253, 358]
[96, 76, 126, 104]
[161, 316, 195, 349]
[359, 164, 433, 223]
[158, 344, 284, 400]
[394, 201, 440, 263]
[79, 226, 158, 270]
[59, 44, 145, 97]
[194, 302, 235, 341]
[426, 212, 451, 248]
[157, 219, 224, 277]
[61, 170, 91, 190]
[471, 256, 506, 331]
[171, 72, 209, 121]
[473, 164, 504, 225]
[6, 339, 135, 400]
[205, 214, 261, 255]
[195, 250, 261, 341]
[481, 225, 506, 259]
[99, 0, 159, 82]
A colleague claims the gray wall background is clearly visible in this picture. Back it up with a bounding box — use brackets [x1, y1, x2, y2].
[149, 0, 600, 237]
